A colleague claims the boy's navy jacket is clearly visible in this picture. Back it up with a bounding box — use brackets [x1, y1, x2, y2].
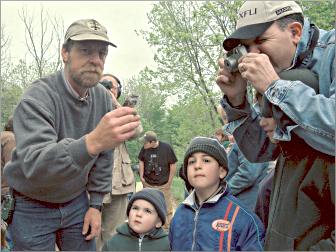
[169, 184, 265, 251]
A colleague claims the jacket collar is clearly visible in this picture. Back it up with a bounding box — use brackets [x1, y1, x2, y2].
[183, 182, 229, 208]
[117, 223, 167, 239]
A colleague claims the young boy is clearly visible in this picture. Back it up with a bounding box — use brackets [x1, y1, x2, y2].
[169, 137, 265, 251]
[102, 188, 170, 251]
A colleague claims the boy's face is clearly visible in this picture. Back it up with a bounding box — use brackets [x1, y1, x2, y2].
[259, 117, 279, 143]
[187, 152, 227, 195]
[128, 199, 162, 234]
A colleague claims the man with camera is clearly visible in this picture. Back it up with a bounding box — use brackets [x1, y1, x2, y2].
[3, 19, 140, 251]
[216, 1, 334, 251]
[96, 74, 143, 251]
[138, 131, 177, 229]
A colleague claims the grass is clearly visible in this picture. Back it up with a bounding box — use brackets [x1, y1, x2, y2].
[171, 177, 186, 205]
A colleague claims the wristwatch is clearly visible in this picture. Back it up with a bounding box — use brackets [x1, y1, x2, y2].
[89, 204, 102, 212]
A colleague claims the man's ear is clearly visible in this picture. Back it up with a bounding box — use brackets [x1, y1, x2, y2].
[61, 47, 69, 63]
[288, 22, 303, 45]
[155, 218, 163, 228]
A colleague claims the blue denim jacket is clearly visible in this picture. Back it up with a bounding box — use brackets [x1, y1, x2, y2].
[222, 18, 335, 161]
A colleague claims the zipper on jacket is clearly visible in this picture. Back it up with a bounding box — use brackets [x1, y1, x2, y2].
[191, 210, 199, 251]
[138, 235, 144, 251]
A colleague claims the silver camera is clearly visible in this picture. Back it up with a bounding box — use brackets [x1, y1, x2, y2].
[123, 94, 139, 108]
[224, 45, 248, 72]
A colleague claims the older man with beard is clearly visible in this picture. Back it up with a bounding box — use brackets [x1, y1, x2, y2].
[3, 19, 140, 251]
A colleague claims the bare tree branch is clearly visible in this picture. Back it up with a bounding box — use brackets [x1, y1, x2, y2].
[18, 5, 64, 78]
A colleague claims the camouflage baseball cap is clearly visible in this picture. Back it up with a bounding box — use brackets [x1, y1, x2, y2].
[64, 19, 116, 47]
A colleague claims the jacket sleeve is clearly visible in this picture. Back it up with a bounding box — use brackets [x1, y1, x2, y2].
[87, 149, 113, 205]
[13, 98, 95, 184]
[227, 144, 268, 195]
[264, 78, 335, 156]
[13, 96, 112, 205]
[309, 230, 335, 251]
[222, 97, 280, 163]
[236, 213, 265, 251]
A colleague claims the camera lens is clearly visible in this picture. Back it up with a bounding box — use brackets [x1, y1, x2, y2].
[224, 58, 238, 72]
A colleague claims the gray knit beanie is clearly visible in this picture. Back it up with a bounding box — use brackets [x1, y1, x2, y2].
[127, 188, 167, 225]
[183, 136, 228, 177]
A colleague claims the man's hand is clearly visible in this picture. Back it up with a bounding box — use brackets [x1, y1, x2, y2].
[86, 107, 141, 156]
[82, 207, 101, 241]
[238, 53, 280, 94]
[216, 58, 247, 107]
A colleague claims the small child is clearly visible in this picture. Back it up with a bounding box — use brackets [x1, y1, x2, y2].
[102, 188, 170, 251]
[169, 137, 265, 251]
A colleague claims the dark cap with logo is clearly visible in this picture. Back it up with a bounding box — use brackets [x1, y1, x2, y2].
[223, 1, 302, 51]
[64, 19, 116, 47]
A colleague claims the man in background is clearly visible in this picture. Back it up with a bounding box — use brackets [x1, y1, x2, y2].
[1, 116, 15, 198]
[1, 116, 15, 251]
[138, 131, 177, 229]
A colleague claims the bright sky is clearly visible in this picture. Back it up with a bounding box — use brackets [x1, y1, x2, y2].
[1, 1, 157, 82]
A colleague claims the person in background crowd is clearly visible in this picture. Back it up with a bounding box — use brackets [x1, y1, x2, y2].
[254, 91, 277, 230]
[138, 131, 177, 229]
[216, 1, 335, 250]
[102, 188, 170, 251]
[217, 104, 228, 125]
[169, 137, 264, 251]
[226, 135, 269, 211]
[1, 116, 15, 251]
[1, 116, 15, 198]
[96, 73, 143, 251]
[214, 128, 230, 151]
[3, 19, 140, 251]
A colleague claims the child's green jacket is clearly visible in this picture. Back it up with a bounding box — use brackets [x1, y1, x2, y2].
[102, 223, 170, 251]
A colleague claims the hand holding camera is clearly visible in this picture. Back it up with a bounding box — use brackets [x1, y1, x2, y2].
[216, 46, 249, 106]
[224, 45, 248, 73]
[123, 94, 139, 108]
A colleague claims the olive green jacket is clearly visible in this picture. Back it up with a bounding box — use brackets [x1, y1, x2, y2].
[102, 223, 169, 251]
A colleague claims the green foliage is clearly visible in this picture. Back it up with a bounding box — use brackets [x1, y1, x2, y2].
[138, 1, 242, 129]
[0, 59, 61, 128]
[166, 95, 222, 167]
[298, 0, 335, 30]
[124, 68, 170, 164]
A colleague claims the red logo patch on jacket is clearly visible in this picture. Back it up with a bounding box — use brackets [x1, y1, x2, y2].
[212, 219, 231, 232]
